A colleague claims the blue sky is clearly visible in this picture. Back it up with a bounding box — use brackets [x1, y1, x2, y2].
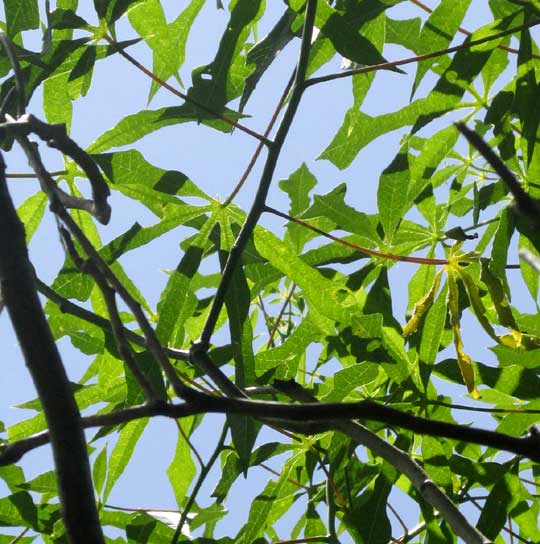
[0, 1, 532, 541]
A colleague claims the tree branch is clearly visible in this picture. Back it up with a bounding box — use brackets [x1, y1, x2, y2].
[0, 153, 105, 543]
[306, 19, 540, 88]
[2, 390, 539, 469]
[198, 0, 318, 348]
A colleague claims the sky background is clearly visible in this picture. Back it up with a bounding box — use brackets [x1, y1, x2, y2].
[0, 1, 535, 541]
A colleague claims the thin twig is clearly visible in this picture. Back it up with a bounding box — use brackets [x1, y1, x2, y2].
[7, 114, 110, 223]
[306, 19, 540, 87]
[10, 122, 191, 400]
[0, 154, 105, 543]
[422, 398, 540, 414]
[456, 122, 540, 229]
[105, 35, 270, 146]
[5, 169, 66, 178]
[171, 424, 228, 544]
[266, 205, 448, 265]
[36, 277, 191, 360]
[267, 283, 297, 348]
[0, 33, 25, 116]
[4, 115, 111, 224]
[224, 70, 296, 206]
[58, 226, 160, 402]
[409, 0, 540, 59]
[198, 0, 318, 349]
[274, 380, 493, 544]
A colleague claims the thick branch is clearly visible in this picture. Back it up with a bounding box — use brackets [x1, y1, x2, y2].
[2, 391, 539, 468]
[274, 381, 492, 544]
[0, 154, 104, 544]
[456, 122, 540, 229]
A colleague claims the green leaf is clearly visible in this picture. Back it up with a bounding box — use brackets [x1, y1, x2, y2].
[156, 213, 217, 347]
[220, 211, 259, 471]
[48, 8, 90, 30]
[409, 125, 460, 202]
[320, 97, 453, 170]
[411, 0, 471, 97]
[421, 436, 453, 492]
[304, 183, 380, 244]
[93, 0, 145, 24]
[322, 363, 379, 402]
[519, 233, 540, 302]
[385, 16, 421, 52]
[236, 452, 303, 543]
[381, 326, 413, 384]
[5, 0, 39, 36]
[93, 149, 209, 215]
[314, 1, 400, 70]
[93, 445, 108, 499]
[489, 207, 515, 295]
[47, 303, 105, 355]
[377, 151, 410, 240]
[187, 0, 265, 110]
[16, 192, 46, 244]
[279, 162, 317, 216]
[128, 0, 205, 102]
[240, 8, 296, 111]
[419, 283, 448, 365]
[103, 418, 148, 502]
[255, 312, 328, 378]
[0, 492, 37, 528]
[343, 462, 396, 544]
[167, 419, 197, 507]
[43, 71, 73, 129]
[254, 227, 363, 324]
[476, 471, 521, 539]
[88, 104, 241, 153]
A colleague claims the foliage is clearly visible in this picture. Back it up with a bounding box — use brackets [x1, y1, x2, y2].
[0, 1, 539, 543]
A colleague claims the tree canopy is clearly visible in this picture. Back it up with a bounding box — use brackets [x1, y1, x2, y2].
[0, 1, 539, 543]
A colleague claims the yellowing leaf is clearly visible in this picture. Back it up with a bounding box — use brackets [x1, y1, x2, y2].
[403, 268, 444, 336]
[480, 261, 519, 330]
[456, 267, 499, 343]
[447, 269, 480, 398]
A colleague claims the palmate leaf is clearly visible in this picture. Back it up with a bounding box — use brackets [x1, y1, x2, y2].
[254, 227, 363, 324]
[303, 182, 380, 244]
[128, 0, 205, 102]
[321, 13, 508, 170]
[4, 0, 540, 542]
